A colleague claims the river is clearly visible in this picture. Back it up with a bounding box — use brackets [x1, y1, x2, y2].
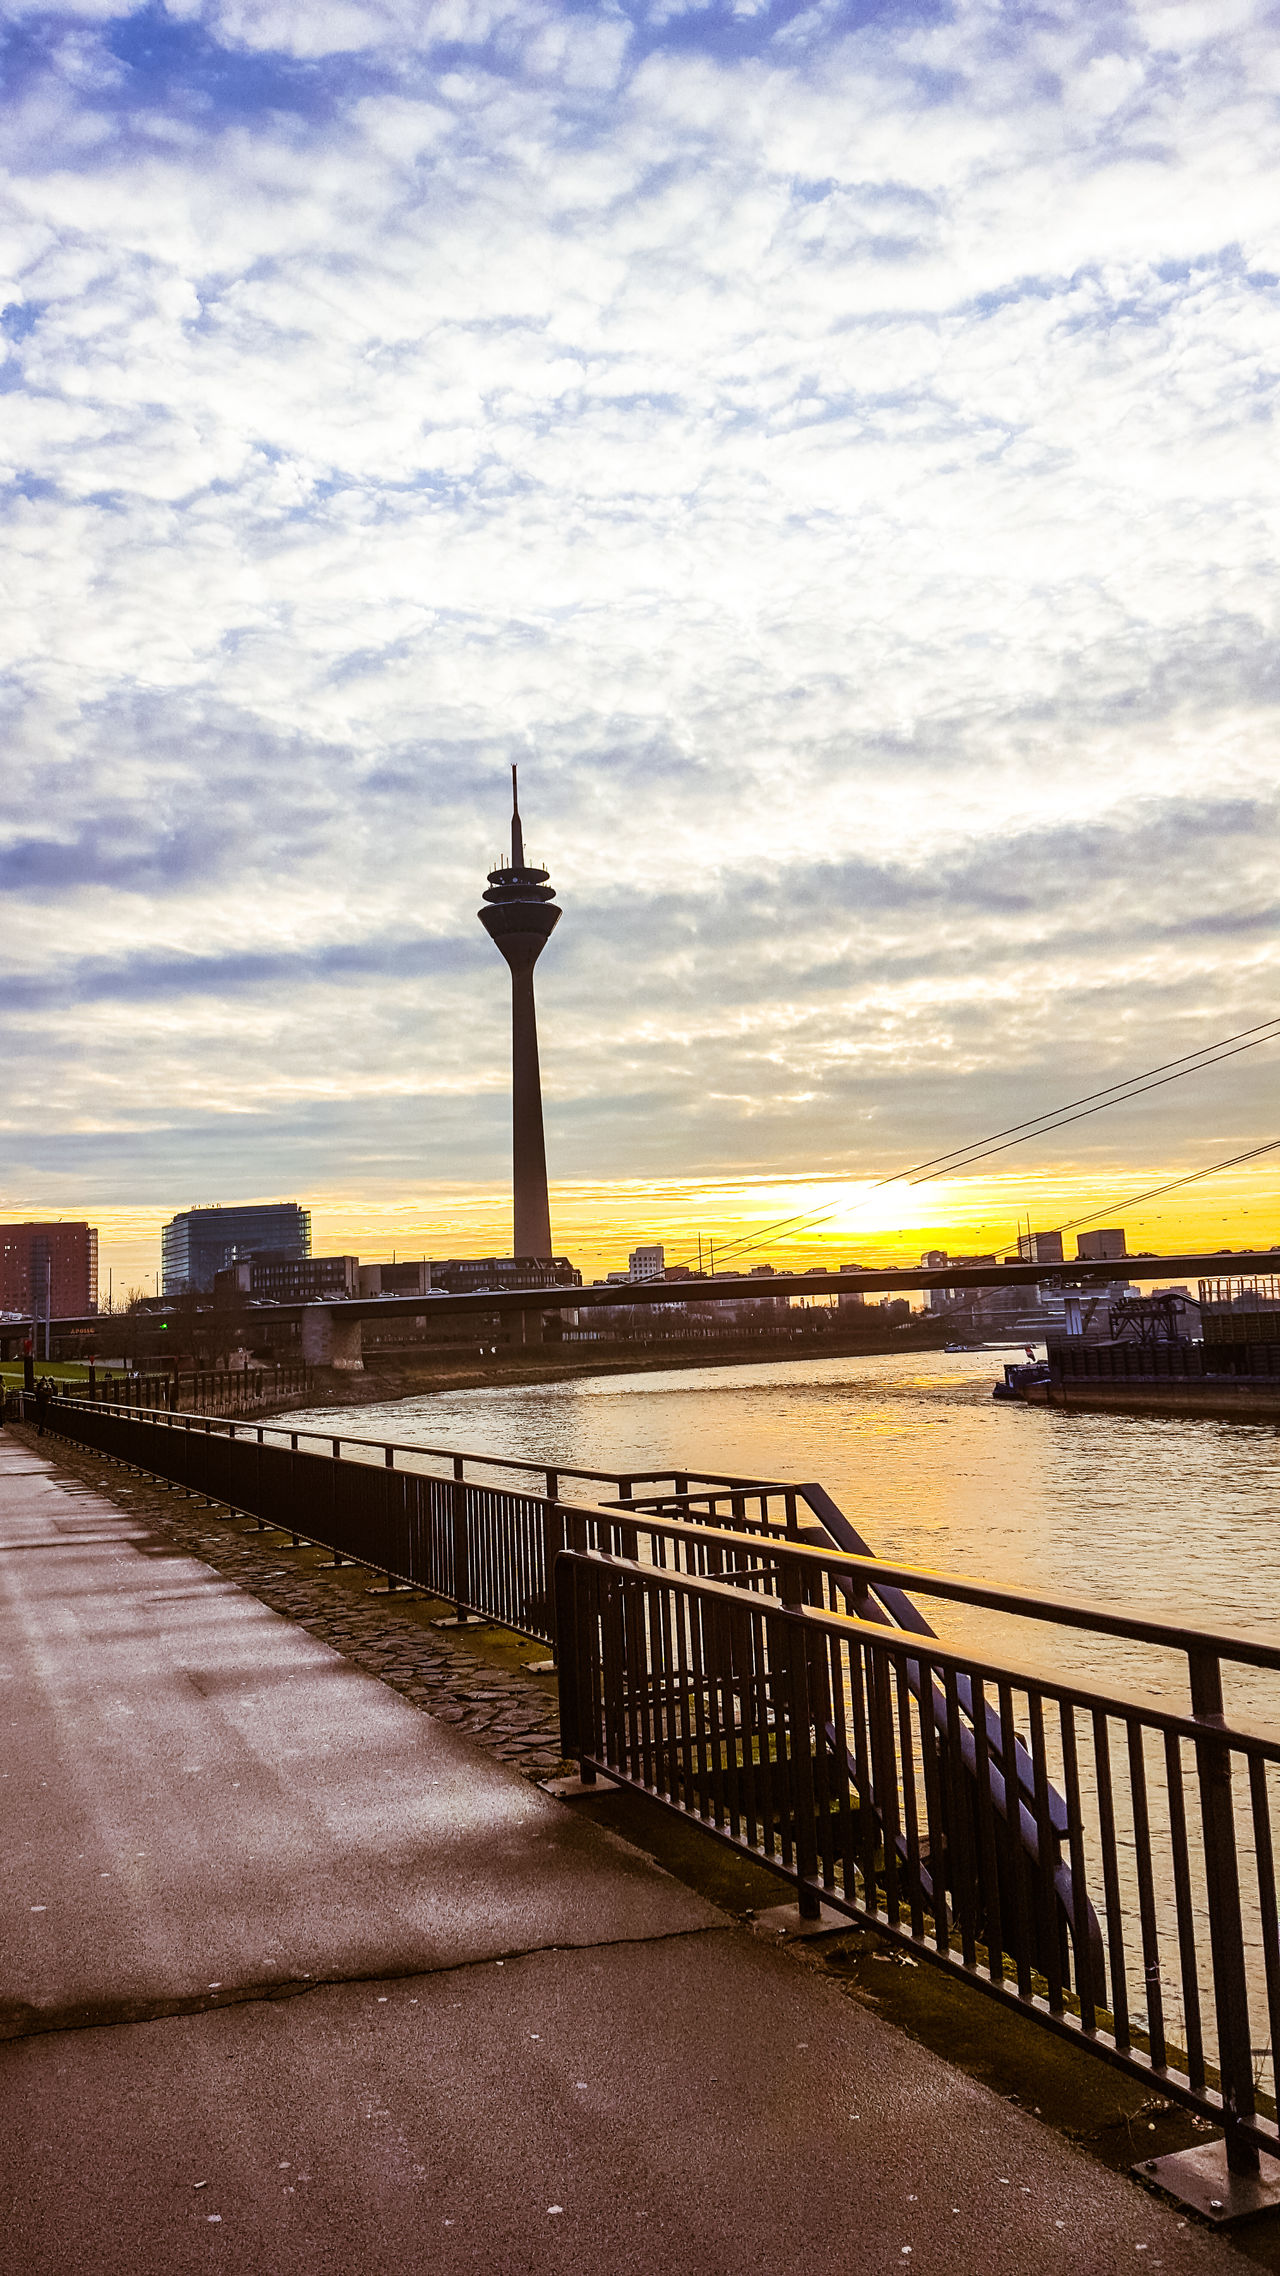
[287, 1347, 1280, 1697]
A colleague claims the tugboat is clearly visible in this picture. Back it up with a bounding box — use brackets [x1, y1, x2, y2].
[992, 1353, 1051, 1402]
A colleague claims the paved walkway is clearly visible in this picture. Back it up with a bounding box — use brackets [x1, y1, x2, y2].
[28, 1421, 568, 1777]
[0, 1435, 1238, 2274]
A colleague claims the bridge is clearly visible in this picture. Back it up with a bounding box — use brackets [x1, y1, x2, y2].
[7, 1246, 1277, 1368]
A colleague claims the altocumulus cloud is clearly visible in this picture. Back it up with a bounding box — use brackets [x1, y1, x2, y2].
[1, 0, 1279, 1215]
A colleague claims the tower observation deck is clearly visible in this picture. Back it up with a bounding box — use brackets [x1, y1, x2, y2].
[478, 768, 561, 1259]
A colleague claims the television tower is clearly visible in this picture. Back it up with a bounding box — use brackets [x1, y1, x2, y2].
[478, 767, 561, 1258]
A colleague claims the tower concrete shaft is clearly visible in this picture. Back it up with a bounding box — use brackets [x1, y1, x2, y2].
[478, 769, 561, 1258]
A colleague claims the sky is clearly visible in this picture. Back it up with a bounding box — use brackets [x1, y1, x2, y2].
[2, 0, 1279, 1290]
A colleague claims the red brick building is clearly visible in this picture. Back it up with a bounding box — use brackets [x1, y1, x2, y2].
[0, 1222, 99, 1316]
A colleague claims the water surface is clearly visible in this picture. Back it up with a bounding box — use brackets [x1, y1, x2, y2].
[288, 1349, 1280, 1690]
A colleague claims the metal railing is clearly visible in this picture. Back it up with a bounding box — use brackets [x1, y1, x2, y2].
[31, 1397, 832, 1645]
[34, 1396, 1076, 1932]
[76, 1365, 313, 1414]
[34, 1391, 1280, 2178]
[555, 1544, 1280, 2176]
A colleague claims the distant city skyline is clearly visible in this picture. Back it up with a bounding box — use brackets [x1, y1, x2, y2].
[3, 4, 1278, 1283]
[68, 1163, 1277, 1299]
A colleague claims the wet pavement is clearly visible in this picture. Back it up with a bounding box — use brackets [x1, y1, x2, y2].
[20, 1421, 568, 1776]
[0, 1434, 1241, 2273]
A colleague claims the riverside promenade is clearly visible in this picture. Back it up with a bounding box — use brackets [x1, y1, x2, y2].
[0, 1434, 1239, 2275]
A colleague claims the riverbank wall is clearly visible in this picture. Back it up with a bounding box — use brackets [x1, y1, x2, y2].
[284, 1321, 954, 1411]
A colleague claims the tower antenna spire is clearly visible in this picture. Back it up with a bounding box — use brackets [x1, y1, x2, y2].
[511, 763, 524, 869]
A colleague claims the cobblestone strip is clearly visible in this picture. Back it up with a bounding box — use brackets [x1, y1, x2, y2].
[14, 1424, 572, 1782]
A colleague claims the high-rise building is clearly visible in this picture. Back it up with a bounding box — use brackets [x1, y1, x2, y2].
[0, 1222, 98, 1316]
[161, 1203, 311, 1295]
[629, 1244, 665, 1281]
[478, 768, 561, 1259]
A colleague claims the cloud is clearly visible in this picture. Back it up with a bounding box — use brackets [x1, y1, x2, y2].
[0, 929, 486, 1004]
[1, 0, 1278, 1252]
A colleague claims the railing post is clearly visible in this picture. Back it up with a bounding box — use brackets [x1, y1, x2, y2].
[1190, 1647, 1260, 2176]
[451, 1473, 471, 1619]
[779, 1604, 822, 1917]
[554, 1553, 586, 1773]
[542, 1499, 566, 1650]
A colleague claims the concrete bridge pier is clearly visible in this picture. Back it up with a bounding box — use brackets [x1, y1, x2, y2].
[301, 1307, 365, 1371]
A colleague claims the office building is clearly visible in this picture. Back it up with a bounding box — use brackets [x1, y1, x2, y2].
[357, 1261, 432, 1298]
[162, 1203, 311, 1295]
[478, 768, 561, 1259]
[1017, 1230, 1064, 1266]
[0, 1221, 98, 1316]
[213, 1253, 357, 1304]
[1077, 1228, 1127, 1261]
[428, 1257, 581, 1296]
[920, 1248, 953, 1313]
[629, 1244, 665, 1281]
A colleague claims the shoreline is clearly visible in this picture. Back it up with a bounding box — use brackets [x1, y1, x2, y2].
[277, 1325, 965, 1414]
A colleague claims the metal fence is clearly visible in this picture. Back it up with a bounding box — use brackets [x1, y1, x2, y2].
[555, 1546, 1280, 2178]
[80, 1365, 312, 1414]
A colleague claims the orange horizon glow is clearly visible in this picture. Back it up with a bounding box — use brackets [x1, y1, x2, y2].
[71, 1158, 1280, 1297]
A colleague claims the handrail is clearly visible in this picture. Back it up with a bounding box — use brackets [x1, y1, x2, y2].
[566, 1548, 1280, 1754]
[49, 1395, 792, 1497]
[662, 1530, 1280, 1676]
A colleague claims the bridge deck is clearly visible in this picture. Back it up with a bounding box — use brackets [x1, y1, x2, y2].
[0, 1434, 1233, 2273]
